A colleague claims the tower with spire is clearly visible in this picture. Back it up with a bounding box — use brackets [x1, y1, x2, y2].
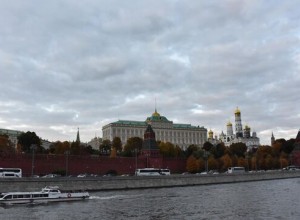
[271, 132, 275, 146]
[234, 107, 243, 138]
[76, 128, 80, 143]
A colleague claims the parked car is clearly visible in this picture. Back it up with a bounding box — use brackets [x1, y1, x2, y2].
[283, 165, 300, 171]
[77, 173, 88, 178]
[41, 174, 61, 178]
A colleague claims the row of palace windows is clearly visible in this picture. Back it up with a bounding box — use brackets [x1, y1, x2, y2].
[110, 128, 206, 138]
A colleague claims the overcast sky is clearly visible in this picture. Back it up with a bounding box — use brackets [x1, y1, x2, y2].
[1, 0, 299, 145]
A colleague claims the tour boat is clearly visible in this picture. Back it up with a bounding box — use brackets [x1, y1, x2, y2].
[0, 186, 89, 205]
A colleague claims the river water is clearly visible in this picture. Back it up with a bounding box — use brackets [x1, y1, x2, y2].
[1, 178, 300, 220]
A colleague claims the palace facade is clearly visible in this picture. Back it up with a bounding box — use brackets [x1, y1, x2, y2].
[102, 109, 207, 150]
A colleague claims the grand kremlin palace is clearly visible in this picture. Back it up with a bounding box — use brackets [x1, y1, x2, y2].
[102, 110, 207, 150]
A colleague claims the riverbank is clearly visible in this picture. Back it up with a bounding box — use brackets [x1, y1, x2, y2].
[1, 170, 300, 192]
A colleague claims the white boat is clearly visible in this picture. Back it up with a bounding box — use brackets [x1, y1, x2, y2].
[0, 186, 89, 205]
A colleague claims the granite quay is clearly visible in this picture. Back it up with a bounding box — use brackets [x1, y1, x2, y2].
[1, 170, 300, 192]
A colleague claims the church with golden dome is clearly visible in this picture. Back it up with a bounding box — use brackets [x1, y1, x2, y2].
[208, 107, 260, 149]
[102, 109, 207, 150]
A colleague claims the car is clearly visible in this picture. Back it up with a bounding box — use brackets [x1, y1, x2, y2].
[77, 173, 88, 178]
[41, 174, 61, 178]
[283, 166, 300, 171]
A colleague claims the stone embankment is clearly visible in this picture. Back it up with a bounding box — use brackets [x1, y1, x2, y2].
[1, 171, 300, 192]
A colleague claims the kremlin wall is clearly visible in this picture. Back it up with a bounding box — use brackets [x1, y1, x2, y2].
[1, 107, 300, 176]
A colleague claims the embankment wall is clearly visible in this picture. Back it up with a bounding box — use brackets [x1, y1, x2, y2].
[1, 171, 300, 192]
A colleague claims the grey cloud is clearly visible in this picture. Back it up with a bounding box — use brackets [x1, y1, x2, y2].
[0, 0, 300, 144]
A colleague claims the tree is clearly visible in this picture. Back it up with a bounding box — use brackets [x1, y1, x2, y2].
[202, 141, 213, 151]
[99, 139, 112, 155]
[186, 155, 199, 173]
[112, 137, 122, 152]
[185, 144, 199, 158]
[211, 143, 226, 159]
[220, 154, 232, 171]
[17, 131, 41, 153]
[229, 142, 247, 157]
[123, 137, 143, 157]
[207, 156, 218, 171]
[110, 147, 117, 158]
[237, 157, 247, 168]
[50, 141, 70, 154]
[159, 142, 176, 157]
[282, 138, 295, 154]
[174, 145, 185, 158]
[0, 135, 15, 156]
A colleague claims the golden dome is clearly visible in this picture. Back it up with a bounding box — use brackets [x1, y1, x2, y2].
[152, 109, 160, 117]
[208, 129, 213, 134]
[234, 107, 241, 114]
[227, 121, 232, 126]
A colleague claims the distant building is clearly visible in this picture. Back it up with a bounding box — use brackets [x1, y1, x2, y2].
[0, 128, 23, 148]
[209, 107, 260, 149]
[87, 137, 102, 150]
[41, 139, 52, 150]
[102, 109, 207, 150]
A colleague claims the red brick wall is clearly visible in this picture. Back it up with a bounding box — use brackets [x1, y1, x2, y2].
[0, 154, 186, 176]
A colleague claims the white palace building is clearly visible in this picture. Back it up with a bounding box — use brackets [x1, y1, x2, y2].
[102, 109, 207, 150]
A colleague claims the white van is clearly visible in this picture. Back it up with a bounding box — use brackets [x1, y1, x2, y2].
[227, 167, 245, 174]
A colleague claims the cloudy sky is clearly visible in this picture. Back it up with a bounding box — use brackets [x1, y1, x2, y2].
[1, 0, 299, 145]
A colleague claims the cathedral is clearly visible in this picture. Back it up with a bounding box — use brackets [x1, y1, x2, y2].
[208, 107, 260, 149]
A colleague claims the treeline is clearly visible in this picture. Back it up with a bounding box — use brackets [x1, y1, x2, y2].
[186, 138, 295, 173]
[0, 132, 296, 174]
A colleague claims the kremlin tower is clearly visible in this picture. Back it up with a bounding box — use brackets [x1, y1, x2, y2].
[234, 107, 243, 138]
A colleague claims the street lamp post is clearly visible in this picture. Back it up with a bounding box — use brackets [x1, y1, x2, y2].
[245, 152, 250, 171]
[65, 150, 70, 177]
[135, 148, 138, 175]
[31, 144, 37, 177]
[204, 150, 209, 173]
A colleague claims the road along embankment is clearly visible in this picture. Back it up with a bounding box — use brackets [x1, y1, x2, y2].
[1, 171, 300, 192]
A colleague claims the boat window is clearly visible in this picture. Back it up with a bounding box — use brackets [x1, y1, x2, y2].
[4, 195, 12, 200]
[24, 194, 31, 198]
[33, 194, 43, 198]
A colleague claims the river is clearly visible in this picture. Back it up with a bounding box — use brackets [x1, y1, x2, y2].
[1, 178, 300, 220]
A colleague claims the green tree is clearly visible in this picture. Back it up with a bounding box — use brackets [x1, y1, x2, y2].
[175, 145, 185, 158]
[159, 142, 176, 157]
[185, 144, 199, 157]
[211, 143, 226, 159]
[202, 141, 213, 151]
[123, 137, 143, 157]
[17, 131, 41, 153]
[99, 139, 112, 155]
[229, 142, 247, 157]
[112, 137, 122, 152]
[282, 138, 295, 154]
